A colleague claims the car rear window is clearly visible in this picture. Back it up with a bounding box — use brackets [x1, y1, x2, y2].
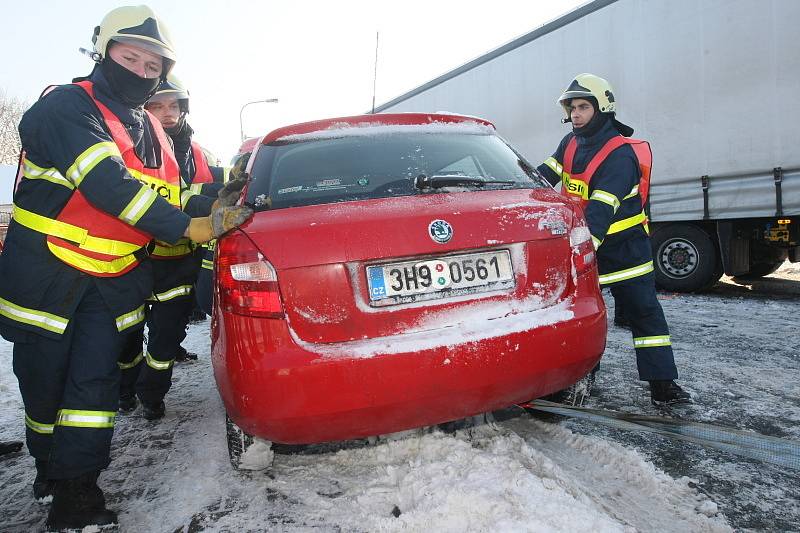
[245, 125, 549, 210]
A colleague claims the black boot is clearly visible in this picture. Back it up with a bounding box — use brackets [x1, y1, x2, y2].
[188, 308, 207, 323]
[118, 393, 138, 414]
[33, 459, 55, 503]
[45, 471, 117, 530]
[141, 400, 165, 421]
[649, 380, 692, 406]
[174, 345, 198, 363]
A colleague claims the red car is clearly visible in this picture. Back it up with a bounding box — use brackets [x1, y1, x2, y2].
[211, 113, 606, 465]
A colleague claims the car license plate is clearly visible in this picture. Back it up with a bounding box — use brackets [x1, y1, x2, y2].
[367, 250, 514, 303]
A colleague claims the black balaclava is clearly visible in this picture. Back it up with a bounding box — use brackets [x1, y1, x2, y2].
[166, 116, 193, 154]
[571, 96, 609, 138]
[101, 56, 161, 108]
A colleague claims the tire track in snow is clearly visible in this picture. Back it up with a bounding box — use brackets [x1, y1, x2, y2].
[496, 414, 731, 532]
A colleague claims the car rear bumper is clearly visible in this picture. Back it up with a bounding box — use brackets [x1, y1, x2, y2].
[212, 292, 605, 444]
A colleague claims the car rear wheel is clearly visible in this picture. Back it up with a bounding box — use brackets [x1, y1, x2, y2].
[226, 414, 273, 470]
[542, 366, 597, 407]
[651, 224, 721, 292]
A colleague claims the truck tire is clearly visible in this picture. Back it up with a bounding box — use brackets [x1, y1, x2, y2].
[734, 242, 787, 279]
[651, 224, 721, 292]
[736, 260, 784, 279]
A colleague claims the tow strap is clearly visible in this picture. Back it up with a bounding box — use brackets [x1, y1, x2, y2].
[519, 400, 800, 471]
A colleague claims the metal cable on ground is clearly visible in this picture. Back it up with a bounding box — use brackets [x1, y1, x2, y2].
[519, 400, 800, 471]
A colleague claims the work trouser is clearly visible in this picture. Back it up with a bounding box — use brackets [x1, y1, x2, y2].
[119, 322, 146, 400]
[118, 294, 194, 405]
[607, 272, 678, 381]
[195, 259, 213, 317]
[13, 283, 123, 479]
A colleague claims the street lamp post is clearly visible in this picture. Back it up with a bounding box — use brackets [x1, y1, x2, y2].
[239, 98, 279, 142]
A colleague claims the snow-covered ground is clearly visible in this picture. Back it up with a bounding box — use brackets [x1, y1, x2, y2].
[1, 264, 798, 532]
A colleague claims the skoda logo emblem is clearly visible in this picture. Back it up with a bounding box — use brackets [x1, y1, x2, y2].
[429, 219, 453, 244]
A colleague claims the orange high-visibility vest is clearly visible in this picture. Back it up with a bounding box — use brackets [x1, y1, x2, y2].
[40, 81, 182, 276]
[190, 142, 215, 185]
[562, 135, 652, 210]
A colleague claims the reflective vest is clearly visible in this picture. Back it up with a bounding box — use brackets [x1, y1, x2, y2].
[191, 142, 215, 185]
[561, 135, 652, 209]
[190, 142, 223, 264]
[13, 81, 182, 277]
[558, 135, 652, 239]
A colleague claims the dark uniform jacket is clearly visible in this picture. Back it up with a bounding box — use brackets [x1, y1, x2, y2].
[0, 69, 190, 341]
[538, 119, 653, 284]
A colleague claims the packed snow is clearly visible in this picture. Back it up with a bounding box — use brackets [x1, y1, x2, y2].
[277, 121, 496, 143]
[1, 264, 799, 531]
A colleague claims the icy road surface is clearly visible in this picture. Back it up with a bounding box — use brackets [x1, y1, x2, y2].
[1, 264, 798, 532]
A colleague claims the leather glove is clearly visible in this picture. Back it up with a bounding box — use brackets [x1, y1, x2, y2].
[230, 152, 251, 181]
[211, 205, 254, 238]
[217, 178, 247, 207]
[185, 217, 214, 244]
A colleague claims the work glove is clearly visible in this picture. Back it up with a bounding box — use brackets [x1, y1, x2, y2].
[217, 178, 247, 207]
[184, 205, 253, 243]
[210, 204, 254, 238]
[229, 152, 251, 181]
[185, 217, 214, 244]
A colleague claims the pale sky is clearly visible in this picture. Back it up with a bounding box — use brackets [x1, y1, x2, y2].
[0, 0, 586, 162]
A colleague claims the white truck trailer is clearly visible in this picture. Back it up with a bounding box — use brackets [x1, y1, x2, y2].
[374, 0, 800, 291]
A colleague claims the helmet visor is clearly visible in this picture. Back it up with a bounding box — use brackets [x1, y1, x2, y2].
[110, 35, 176, 61]
[558, 90, 594, 104]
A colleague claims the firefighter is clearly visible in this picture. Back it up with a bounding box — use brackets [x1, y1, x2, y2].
[0, 6, 252, 529]
[146, 75, 233, 326]
[537, 73, 691, 407]
[116, 76, 243, 417]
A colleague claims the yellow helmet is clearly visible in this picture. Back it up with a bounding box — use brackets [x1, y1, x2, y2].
[149, 73, 190, 112]
[92, 5, 176, 66]
[557, 73, 616, 119]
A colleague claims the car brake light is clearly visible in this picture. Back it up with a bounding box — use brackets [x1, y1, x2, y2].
[569, 225, 596, 276]
[216, 232, 284, 318]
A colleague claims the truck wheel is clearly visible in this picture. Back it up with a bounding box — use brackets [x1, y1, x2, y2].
[651, 224, 721, 292]
[735, 259, 785, 279]
[226, 414, 273, 470]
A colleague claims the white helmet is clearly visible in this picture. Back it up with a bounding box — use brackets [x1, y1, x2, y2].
[557, 73, 616, 119]
[92, 5, 176, 75]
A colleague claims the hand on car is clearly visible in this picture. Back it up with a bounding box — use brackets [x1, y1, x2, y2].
[217, 178, 247, 207]
[185, 205, 254, 243]
[211, 204, 254, 238]
[229, 152, 251, 181]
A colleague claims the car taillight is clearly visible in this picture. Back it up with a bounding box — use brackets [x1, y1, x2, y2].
[569, 225, 596, 276]
[216, 232, 284, 318]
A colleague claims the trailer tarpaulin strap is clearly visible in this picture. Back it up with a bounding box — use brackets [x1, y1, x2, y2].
[701, 175, 710, 220]
[519, 400, 800, 471]
[774, 167, 783, 216]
